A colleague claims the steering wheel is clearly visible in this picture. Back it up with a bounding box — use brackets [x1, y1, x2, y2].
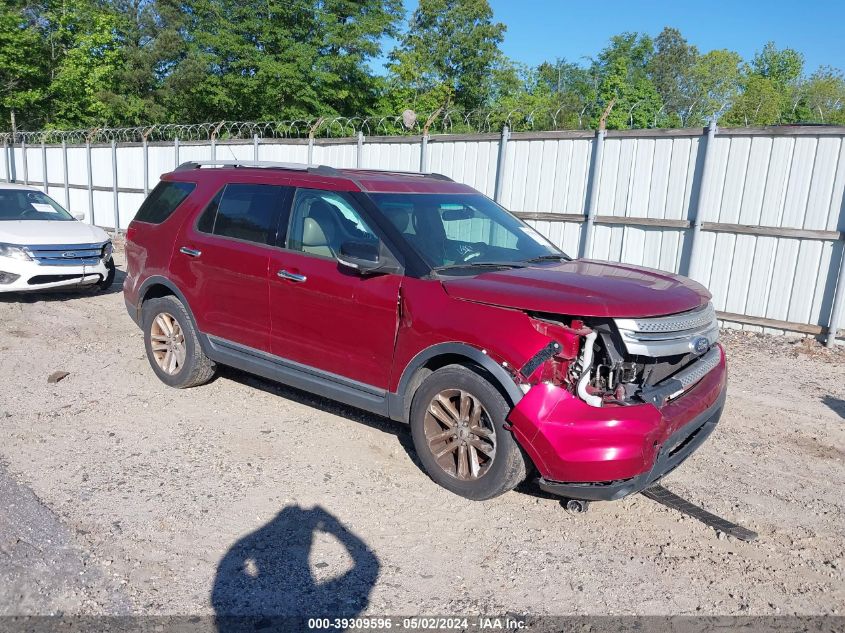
[20, 208, 42, 218]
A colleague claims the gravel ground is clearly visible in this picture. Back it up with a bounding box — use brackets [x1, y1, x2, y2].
[0, 251, 843, 617]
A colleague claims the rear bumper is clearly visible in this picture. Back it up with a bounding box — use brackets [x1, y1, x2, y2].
[507, 344, 727, 501]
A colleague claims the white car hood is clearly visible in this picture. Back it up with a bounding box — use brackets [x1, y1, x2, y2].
[0, 220, 109, 245]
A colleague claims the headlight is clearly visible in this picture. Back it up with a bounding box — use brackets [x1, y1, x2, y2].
[102, 241, 114, 259]
[0, 243, 32, 261]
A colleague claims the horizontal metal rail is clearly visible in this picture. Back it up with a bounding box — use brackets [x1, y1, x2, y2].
[512, 212, 843, 241]
[716, 311, 843, 337]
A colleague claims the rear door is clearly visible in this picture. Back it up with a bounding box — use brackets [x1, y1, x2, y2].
[170, 181, 291, 352]
[267, 187, 402, 389]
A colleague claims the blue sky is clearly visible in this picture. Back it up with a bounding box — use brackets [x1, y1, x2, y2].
[373, 0, 845, 75]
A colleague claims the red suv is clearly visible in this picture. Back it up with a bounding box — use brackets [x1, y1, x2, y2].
[124, 161, 726, 503]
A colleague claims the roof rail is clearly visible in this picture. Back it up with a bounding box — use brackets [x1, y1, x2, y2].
[344, 167, 454, 182]
[172, 161, 452, 182]
[174, 160, 343, 176]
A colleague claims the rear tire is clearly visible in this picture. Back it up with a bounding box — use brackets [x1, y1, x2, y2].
[142, 295, 216, 388]
[409, 364, 527, 500]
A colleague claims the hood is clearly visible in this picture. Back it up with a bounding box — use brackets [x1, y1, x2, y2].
[0, 220, 109, 245]
[441, 259, 711, 318]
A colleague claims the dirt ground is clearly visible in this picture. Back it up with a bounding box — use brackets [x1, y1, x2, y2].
[0, 250, 843, 617]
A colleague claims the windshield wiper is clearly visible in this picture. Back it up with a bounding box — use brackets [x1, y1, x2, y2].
[432, 261, 529, 273]
[524, 253, 571, 263]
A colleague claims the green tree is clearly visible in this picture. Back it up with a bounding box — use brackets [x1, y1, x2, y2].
[536, 58, 599, 127]
[153, 0, 401, 122]
[723, 75, 782, 126]
[44, 0, 126, 127]
[725, 41, 804, 125]
[647, 27, 698, 125]
[0, 1, 48, 131]
[593, 33, 663, 129]
[686, 49, 742, 124]
[794, 67, 845, 124]
[385, 0, 506, 115]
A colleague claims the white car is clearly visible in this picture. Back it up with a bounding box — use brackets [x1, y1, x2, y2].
[0, 183, 114, 293]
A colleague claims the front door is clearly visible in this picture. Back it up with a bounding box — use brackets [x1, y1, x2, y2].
[171, 182, 290, 352]
[268, 188, 402, 389]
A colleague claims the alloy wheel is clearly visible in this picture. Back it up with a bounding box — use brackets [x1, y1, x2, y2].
[423, 388, 497, 480]
[149, 312, 186, 375]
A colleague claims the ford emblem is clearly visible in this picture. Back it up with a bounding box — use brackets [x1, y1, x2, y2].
[62, 251, 77, 258]
[690, 336, 709, 355]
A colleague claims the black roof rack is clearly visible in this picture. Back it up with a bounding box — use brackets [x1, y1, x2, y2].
[172, 160, 453, 183]
[173, 160, 343, 176]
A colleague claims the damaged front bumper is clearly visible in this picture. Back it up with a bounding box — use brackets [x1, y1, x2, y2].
[507, 344, 727, 501]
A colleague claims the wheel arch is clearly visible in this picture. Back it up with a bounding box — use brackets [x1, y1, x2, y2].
[137, 276, 208, 355]
[389, 343, 524, 423]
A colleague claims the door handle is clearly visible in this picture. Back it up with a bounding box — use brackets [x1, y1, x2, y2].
[179, 246, 202, 258]
[277, 269, 307, 283]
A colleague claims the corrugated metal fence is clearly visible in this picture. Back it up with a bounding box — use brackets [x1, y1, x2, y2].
[2, 125, 844, 344]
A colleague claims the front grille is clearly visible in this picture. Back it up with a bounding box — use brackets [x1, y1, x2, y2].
[614, 302, 719, 357]
[26, 242, 107, 267]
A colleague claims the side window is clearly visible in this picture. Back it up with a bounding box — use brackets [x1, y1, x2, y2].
[287, 189, 377, 259]
[196, 184, 285, 245]
[134, 181, 195, 224]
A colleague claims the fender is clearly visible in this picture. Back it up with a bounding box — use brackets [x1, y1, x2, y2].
[388, 342, 525, 422]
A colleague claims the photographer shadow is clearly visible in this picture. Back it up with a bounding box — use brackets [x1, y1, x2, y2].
[212, 505, 379, 631]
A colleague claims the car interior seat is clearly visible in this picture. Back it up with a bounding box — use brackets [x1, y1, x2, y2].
[301, 199, 344, 257]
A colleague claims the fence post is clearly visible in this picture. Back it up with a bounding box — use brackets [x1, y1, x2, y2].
[420, 134, 429, 173]
[3, 140, 9, 182]
[174, 137, 180, 168]
[111, 139, 120, 232]
[581, 129, 606, 258]
[493, 125, 510, 203]
[827, 240, 845, 347]
[6, 132, 18, 182]
[86, 140, 94, 224]
[41, 141, 48, 193]
[62, 139, 70, 212]
[21, 139, 28, 185]
[253, 134, 260, 161]
[307, 137, 315, 165]
[687, 116, 718, 279]
[142, 135, 149, 197]
[211, 120, 224, 162]
[356, 131, 364, 168]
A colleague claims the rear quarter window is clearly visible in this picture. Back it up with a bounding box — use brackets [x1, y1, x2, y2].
[134, 181, 196, 224]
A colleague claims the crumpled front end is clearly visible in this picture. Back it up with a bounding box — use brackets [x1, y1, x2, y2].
[506, 303, 728, 501]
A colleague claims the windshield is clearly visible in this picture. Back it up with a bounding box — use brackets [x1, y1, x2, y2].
[368, 193, 567, 272]
[0, 189, 75, 221]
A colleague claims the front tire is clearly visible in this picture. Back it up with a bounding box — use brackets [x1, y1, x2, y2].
[91, 258, 116, 292]
[142, 295, 216, 388]
[409, 364, 527, 500]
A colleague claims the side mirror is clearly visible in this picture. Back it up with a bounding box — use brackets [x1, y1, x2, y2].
[73, 213, 85, 221]
[338, 240, 402, 275]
